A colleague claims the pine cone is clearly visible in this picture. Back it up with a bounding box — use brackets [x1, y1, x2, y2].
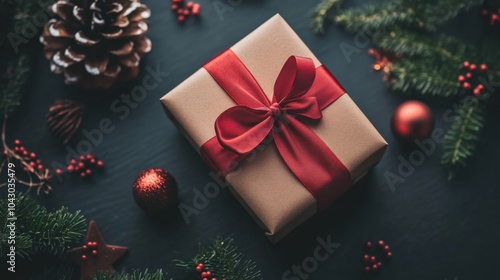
[40, 0, 152, 89]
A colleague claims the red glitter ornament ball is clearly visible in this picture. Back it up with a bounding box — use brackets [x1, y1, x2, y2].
[391, 101, 434, 142]
[133, 168, 178, 214]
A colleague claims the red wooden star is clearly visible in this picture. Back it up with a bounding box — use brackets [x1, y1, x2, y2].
[68, 220, 128, 280]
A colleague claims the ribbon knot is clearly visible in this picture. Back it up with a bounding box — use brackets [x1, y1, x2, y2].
[269, 103, 282, 118]
[201, 49, 352, 211]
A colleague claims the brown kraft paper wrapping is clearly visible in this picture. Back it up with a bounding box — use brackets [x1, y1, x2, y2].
[160, 14, 388, 242]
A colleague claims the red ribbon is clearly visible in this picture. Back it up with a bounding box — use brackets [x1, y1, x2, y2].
[200, 49, 351, 211]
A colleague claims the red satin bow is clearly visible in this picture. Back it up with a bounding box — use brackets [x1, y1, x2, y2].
[200, 49, 352, 211]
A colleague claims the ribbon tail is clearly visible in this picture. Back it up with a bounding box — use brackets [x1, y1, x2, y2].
[273, 116, 352, 211]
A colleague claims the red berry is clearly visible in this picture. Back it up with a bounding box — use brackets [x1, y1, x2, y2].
[365, 241, 372, 248]
[463, 61, 470, 68]
[205, 271, 212, 277]
[473, 88, 481, 96]
[465, 72, 472, 79]
[370, 256, 376, 263]
[56, 169, 63, 175]
[30, 152, 36, 158]
[172, 0, 182, 3]
[457, 75, 465, 82]
[364, 266, 371, 273]
[377, 262, 382, 267]
[202, 278, 208, 280]
[183, 9, 190, 16]
[463, 82, 471, 89]
[90, 158, 96, 164]
[470, 64, 477, 71]
[78, 162, 85, 168]
[363, 254, 370, 263]
[196, 266, 203, 272]
[29, 162, 36, 167]
[86, 169, 92, 175]
[186, 1, 194, 8]
[201, 272, 207, 278]
[14, 139, 21, 146]
[97, 160, 104, 167]
[198, 263, 204, 269]
[377, 240, 385, 247]
[386, 252, 393, 258]
[480, 64, 488, 71]
[92, 242, 98, 247]
[87, 154, 93, 159]
[82, 245, 87, 249]
[14, 147, 19, 152]
[92, 250, 97, 255]
[37, 164, 44, 170]
[478, 84, 484, 89]
[87, 242, 93, 247]
[70, 159, 77, 164]
[372, 264, 378, 271]
[23, 151, 29, 156]
[36, 159, 41, 164]
[171, 4, 179, 10]
[80, 172, 86, 177]
[80, 155, 85, 160]
[191, 3, 201, 15]
[81, 254, 87, 260]
[67, 165, 74, 172]
[177, 8, 184, 15]
[384, 245, 390, 252]
[211, 278, 217, 280]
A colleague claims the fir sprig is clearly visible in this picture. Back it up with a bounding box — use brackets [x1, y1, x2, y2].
[311, 0, 499, 177]
[92, 269, 170, 280]
[442, 100, 486, 179]
[0, 192, 86, 259]
[175, 238, 262, 280]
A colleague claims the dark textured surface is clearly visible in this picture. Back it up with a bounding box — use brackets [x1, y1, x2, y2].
[6, 0, 500, 279]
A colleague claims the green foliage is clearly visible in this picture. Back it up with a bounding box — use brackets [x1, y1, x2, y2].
[311, 0, 499, 177]
[0, 192, 86, 259]
[92, 269, 170, 280]
[442, 100, 485, 179]
[0, 0, 48, 116]
[175, 238, 262, 280]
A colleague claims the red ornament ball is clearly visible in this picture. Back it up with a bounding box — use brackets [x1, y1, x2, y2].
[391, 101, 434, 142]
[133, 168, 178, 214]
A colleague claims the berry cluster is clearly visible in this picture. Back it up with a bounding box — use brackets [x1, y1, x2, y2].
[195, 263, 224, 280]
[482, 8, 500, 26]
[362, 240, 392, 273]
[171, 0, 201, 23]
[457, 61, 488, 97]
[11, 140, 49, 174]
[80, 241, 99, 260]
[59, 154, 104, 178]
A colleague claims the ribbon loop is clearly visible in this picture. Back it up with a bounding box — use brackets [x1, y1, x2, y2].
[202, 49, 352, 211]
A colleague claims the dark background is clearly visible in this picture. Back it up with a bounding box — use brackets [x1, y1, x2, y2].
[5, 0, 500, 279]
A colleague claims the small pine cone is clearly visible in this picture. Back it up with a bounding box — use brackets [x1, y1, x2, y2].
[40, 0, 152, 89]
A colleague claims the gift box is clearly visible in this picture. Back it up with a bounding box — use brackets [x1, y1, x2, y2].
[160, 14, 387, 242]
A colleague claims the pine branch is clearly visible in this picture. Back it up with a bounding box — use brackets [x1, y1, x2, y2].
[388, 57, 461, 97]
[332, 0, 422, 33]
[442, 99, 486, 179]
[311, 0, 343, 34]
[422, 0, 484, 30]
[0, 193, 86, 259]
[92, 269, 170, 280]
[175, 238, 262, 280]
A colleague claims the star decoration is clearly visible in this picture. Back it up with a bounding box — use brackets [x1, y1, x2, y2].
[67, 220, 128, 280]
